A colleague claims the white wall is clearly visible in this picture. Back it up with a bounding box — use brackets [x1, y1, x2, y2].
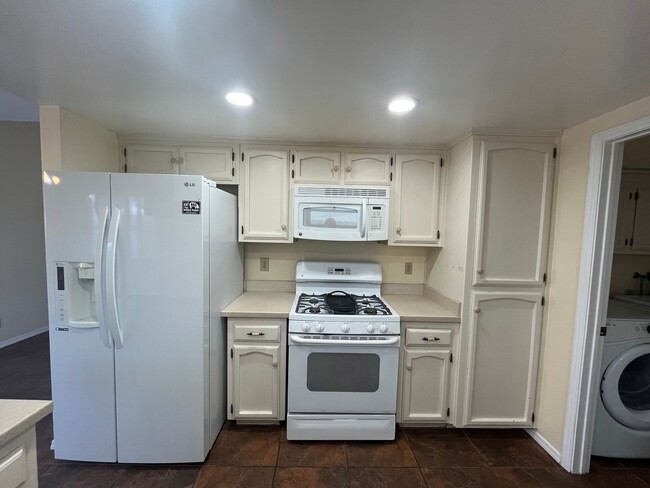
[425, 136, 473, 301]
[40, 105, 118, 172]
[536, 95, 650, 453]
[0, 122, 48, 346]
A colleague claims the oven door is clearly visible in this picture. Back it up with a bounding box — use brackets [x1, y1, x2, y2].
[294, 197, 367, 241]
[288, 334, 399, 413]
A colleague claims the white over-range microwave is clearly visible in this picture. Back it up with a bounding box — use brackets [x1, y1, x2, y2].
[293, 185, 389, 241]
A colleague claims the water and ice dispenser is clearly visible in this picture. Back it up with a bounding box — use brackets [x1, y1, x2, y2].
[54, 262, 99, 329]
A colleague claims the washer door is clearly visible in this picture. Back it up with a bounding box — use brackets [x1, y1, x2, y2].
[601, 343, 650, 430]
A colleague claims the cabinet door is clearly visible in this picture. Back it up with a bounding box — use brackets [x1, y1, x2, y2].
[232, 344, 280, 419]
[292, 150, 341, 184]
[473, 141, 554, 286]
[402, 348, 450, 421]
[614, 174, 637, 252]
[240, 148, 292, 242]
[631, 174, 650, 253]
[390, 154, 442, 246]
[462, 291, 543, 426]
[125, 145, 179, 174]
[179, 146, 238, 183]
[343, 152, 392, 185]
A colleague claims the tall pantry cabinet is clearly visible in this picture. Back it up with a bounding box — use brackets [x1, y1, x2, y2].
[458, 135, 556, 427]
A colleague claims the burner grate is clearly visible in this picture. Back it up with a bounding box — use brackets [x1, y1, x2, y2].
[295, 293, 392, 315]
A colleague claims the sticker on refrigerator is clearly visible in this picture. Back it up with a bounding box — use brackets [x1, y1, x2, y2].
[182, 201, 201, 214]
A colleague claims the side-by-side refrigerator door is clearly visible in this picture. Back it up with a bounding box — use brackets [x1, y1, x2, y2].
[109, 174, 209, 463]
[42, 171, 117, 462]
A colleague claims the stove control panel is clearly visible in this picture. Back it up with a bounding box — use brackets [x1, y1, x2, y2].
[292, 320, 399, 335]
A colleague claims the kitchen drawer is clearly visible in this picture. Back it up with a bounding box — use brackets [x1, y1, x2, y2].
[405, 328, 452, 347]
[233, 324, 282, 342]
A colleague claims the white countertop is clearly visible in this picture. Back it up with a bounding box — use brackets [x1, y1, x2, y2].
[0, 399, 52, 446]
[383, 294, 460, 322]
[222, 292, 295, 318]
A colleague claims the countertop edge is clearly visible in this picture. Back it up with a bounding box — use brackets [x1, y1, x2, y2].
[0, 400, 53, 446]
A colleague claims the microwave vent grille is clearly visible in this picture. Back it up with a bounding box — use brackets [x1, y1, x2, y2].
[296, 186, 388, 198]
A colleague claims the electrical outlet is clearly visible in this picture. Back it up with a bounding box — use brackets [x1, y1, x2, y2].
[404, 262, 413, 275]
[260, 257, 270, 272]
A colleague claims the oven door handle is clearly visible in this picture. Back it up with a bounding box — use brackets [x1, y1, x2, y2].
[290, 335, 399, 346]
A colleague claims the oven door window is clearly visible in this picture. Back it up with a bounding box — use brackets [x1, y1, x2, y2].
[307, 352, 380, 392]
[301, 206, 359, 230]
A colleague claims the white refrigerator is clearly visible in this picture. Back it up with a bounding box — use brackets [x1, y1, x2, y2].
[43, 172, 243, 463]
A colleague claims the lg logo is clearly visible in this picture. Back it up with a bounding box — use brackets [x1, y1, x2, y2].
[184, 182, 196, 187]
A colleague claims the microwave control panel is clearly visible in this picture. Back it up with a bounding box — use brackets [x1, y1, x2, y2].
[369, 206, 385, 231]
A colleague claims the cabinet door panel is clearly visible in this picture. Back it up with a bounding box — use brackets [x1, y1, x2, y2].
[463, 292, 542, 426]
[402, 348, 450, 421]
[125, 145, 179, 174]
[614, 175, 637, 252]
[390, 154, 441, 245]
[232, 344, 280, 419]
[293, 151, 341, 184]
[631, 174, 650, 252]
[474, 142, 554, 286]
[180, 146, 237, 183]
[240, 148, 291, 242]
[343, 153, 392, 185]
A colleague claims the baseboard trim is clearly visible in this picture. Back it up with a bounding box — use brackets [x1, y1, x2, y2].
[0, 326, 48, 349]
[526, 428, 562, 463]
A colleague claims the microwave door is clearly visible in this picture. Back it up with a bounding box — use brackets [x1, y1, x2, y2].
[295, 199, 366, 241]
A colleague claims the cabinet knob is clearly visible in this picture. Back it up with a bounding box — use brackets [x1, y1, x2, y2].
[281, 224, 287, 230]
[346, 166, 352, 172]
[406, 364, 412, 371]
[474, 307, 481, 314]
[170, 157, 177, 164]
[396, 227, 402, 235]
[333, 165, 339, 172]
[177, 157, 184, 165]
[271, 360, 278, 367]
[477, 268, 485, 275]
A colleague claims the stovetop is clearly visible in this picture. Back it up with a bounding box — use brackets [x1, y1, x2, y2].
[295, 292, 392, 316]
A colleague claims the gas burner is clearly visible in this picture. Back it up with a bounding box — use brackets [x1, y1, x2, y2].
[307, 307, 323, 314]
[295, 292, 392, 316]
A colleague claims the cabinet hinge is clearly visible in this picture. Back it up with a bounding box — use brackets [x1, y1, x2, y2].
[446, 407, 450, 417]
[292, 153, 295, 164]
[232, 167, 235, 177]
[634, 190, 640, 201]
[390, 172, 393, 182]
[123, 147, 127, 158]
[241, 152, 244, 161]
[541, 296, 545, 306]
[532, 412, 535, 423]
[625, 238, 629, 246]
[629, 192, 633, 200]
[450, 352, 453, 363]
[390, 156, 393, 166]
[230, 348, 233, 358]
[230, 404, 233, 414]
[437, 230, 440, 239]
[600, 326, 607, 337]
[441, 158, 444, 167]
[232, 151, 235, 161]
[123, 163, 128, 173]
[552, 147, 557, 159]
[241, 226, 244, 235]
[291, 169, 295, 179]
[543, 272, 547, 283]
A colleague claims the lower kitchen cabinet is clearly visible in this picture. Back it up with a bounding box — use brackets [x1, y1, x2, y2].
[398, 322, 459, 424]
[227, 318, 286, 422]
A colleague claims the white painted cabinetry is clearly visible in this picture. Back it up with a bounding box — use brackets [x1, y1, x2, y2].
[291, 150, 341, 184]
[227, 318, 287, 422]
[390, 154, 443, 246]
[239, 146, 292, 243]
[459, 136, 556, 427]
[124, 144, 239, 182]
[398, 322, 458, 423]
[614, 170, 650, 254]
[342, 152, 392, 185]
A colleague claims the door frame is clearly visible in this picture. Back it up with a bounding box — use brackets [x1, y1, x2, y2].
[561, 115, 650, 474]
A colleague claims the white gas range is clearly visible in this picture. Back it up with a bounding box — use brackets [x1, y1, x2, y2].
[286, 261, 400, 441]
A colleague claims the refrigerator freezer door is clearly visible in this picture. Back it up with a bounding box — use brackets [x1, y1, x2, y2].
[110, 174, 209, 463]
[43, 172, 117, 462]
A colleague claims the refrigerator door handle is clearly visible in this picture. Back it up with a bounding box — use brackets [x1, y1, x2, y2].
[95, 207, 112, 348]
[106, 207, 124, 349]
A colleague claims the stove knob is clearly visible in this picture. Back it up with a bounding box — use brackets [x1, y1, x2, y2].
[315, 322, 325, 333]
[341, 323, 350, 333]
[302, 322, 312, 332]
[379, 324, 389, 333]
[367, 324, 375, 333]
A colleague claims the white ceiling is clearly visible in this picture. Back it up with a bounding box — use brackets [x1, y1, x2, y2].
[0, 0, 649, 145]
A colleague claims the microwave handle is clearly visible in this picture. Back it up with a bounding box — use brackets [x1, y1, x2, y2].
[360, 203, 368, 239]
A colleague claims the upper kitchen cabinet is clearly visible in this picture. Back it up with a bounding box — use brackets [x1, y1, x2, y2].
[179, 145, 238, 183]
[342, 152, 393, 185]
[124, 143, 239, 183]
[291, 150, 341, 184]
[239, 146, 292, 243]
[124, 145, 179, 174]
[473, 141, 555, 287]
[390, 153, 443, 246]
[614, 170, 650, 254]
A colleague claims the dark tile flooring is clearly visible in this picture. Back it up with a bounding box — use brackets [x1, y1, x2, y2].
[2, 332, 650, 487]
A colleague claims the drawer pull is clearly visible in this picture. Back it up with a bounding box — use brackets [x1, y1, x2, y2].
[246, 332, 265, 337]
[422, 337, 440, 342]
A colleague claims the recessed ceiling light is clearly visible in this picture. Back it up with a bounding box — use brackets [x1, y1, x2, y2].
[388, 96, 418, 114]
[225, 91, 255, 107]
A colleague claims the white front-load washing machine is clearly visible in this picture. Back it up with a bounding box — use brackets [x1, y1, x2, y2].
[592, 300, 650, 458]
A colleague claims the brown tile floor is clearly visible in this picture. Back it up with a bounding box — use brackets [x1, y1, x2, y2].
[2, 333, 649, 487]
